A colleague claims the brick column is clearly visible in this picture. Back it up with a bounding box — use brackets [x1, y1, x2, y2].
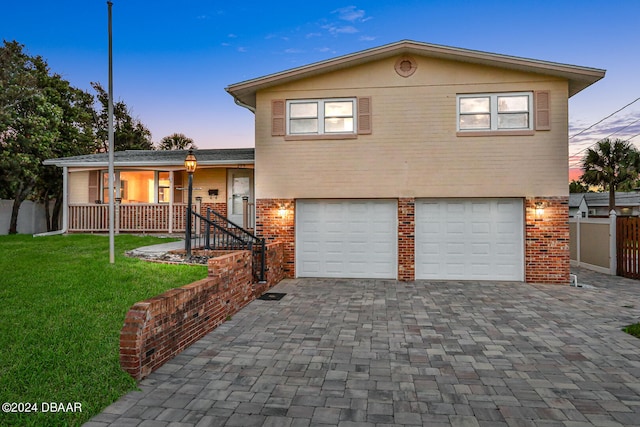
[398, 198, 415, 281]
[525, 196, 570, 284]
[255, 199, 295, 278]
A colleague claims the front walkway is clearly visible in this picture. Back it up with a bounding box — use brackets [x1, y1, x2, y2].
[87, 268, 640, 426]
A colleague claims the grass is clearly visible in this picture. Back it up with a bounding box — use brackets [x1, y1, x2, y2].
[0, 234, 207, 426]
[623, 323, 640, 339]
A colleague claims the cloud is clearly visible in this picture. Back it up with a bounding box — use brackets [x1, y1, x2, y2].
[228, 34, 238, 39]
[306, 32, 322, 39]
[284, 48, 304, 54]
[359, 35, 376, 42]
[332, 6, 367, 22]
[568, 110, 640, 169]
[322, 24, 358, 35]
[237, 47, 247, 53]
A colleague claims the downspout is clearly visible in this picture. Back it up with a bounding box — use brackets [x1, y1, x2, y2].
[232, 96, 256, 114]
[34, 166, 68, 237]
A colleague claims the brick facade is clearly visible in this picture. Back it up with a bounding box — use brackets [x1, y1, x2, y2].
[525, 196, 570, 284]
[398, 198, 416, 281]
[255, 199, 295, 278]
[199, 201, 227, 218]
[254, 197, 569, 284]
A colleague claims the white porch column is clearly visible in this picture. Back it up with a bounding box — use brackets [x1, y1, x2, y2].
[168, 171, 174, 234]
[62, 166, 69, 232]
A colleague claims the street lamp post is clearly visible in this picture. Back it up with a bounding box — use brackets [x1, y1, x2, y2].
[184, 149, 197, 259]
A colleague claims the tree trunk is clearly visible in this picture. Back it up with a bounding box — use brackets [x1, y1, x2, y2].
[43, 190, 52, 232]
[609, 186, 616, 215]
[9, 182, 34, 234]
[51, 187, 63, 231]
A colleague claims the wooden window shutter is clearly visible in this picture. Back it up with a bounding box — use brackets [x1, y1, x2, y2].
[357, 96, 372, 135]
[88, 171, 99, 203]
[535, 91, 551, 131]
[271, 99, 286, 136]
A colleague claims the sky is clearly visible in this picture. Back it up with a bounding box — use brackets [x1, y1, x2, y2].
[3, 1, 640, 180]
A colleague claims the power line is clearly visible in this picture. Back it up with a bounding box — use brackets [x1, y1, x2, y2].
[569, 96, 640, 140]
[569, 119, 640, 167]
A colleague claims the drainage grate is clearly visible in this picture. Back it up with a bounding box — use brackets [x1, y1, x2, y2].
[258, 292, 287, 301]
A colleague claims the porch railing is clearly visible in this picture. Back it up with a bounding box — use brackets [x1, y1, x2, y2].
[191, 207, 265, 282]
[69, 203, 189, 232]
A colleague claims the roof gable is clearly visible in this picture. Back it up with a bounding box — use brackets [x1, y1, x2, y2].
[226, 40, 605, 110]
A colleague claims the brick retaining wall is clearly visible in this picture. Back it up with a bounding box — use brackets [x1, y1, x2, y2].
[120, 242, 284, 380]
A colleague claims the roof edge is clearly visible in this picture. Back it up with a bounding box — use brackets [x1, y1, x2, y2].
[226, 39, 605, 108]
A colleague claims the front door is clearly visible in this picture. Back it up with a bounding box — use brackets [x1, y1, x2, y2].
[227, 169, 254, 227]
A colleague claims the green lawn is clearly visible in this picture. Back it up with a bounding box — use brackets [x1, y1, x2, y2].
[0, 234, 207, 426]
[623, 323, 640, 339]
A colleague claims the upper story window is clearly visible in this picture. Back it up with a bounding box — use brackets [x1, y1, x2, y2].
[272, 97, 372, 139]
[287, 99, 356, 135]
[457, 92, 534, 132]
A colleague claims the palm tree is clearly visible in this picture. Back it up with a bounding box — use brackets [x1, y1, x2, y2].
[157, 133, 196, 150]
[581, 138, 640, 214]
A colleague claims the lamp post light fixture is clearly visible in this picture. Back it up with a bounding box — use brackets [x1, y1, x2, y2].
[184, 149, 197, 258]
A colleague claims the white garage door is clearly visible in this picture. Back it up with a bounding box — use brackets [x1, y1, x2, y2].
[296, 200, 397, 278]
[416, 199, 524, 281]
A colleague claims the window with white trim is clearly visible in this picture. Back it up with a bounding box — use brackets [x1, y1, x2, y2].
[287, 98, 356, 135]
[457, 92, 533, 132]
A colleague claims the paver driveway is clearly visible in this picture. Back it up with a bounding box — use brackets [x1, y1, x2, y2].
[87, 268, 640, 426]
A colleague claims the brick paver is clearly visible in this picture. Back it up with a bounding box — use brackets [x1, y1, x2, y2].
[86, 267, 640, 426]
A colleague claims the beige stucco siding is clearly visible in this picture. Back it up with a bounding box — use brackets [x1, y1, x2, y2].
[68, 170, 90, 204]
[178, 168, 228, 204]
[255, 55, 569, 199]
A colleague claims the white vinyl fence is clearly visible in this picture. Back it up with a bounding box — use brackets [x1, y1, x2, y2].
[0, 199, 56, 235]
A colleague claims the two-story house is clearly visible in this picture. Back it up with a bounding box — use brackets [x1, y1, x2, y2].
[226, 40, 605, 284]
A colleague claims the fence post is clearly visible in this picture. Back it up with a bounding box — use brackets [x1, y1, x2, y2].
[575, 214, 581, 266]
[610, 210, 617, 275]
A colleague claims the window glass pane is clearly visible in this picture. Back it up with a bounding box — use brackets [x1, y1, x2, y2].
[120, 171, 154, 203]
[290, 102, 317, 118]
[102, 172, 110, 203]
[158, 172, 170, 203]
[290, 118, 318, 134]
[158, 172, 170, 187]
[460, 97, 489, 113]
[231, 177, 250, 215]
[325, 101, 353, 117]
[459, 114, 490, 129]
[498, 113, 529, 129]
[325, 117, 354, 133]
[498, 96, 528, 112]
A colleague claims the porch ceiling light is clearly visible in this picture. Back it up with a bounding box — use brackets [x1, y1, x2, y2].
[184, 149, 197, 173]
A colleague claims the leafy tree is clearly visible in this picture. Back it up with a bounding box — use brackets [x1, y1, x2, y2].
[0, 40, 62, 234]
[569, 180, 589, 193]
[157, 133, 196, 150]
[92, 82, 153, 152]
[34, 73, 97, 231]
[581, 138, 640, 213]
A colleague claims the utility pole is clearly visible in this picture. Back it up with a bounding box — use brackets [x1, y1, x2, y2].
[107, 1, 115, 264]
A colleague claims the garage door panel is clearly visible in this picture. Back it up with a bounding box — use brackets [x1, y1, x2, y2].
[416, 198, 523, 281]
[297, 200, 397, 279]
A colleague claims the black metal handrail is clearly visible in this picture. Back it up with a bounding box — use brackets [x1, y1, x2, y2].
[189, 208, 265, 282]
